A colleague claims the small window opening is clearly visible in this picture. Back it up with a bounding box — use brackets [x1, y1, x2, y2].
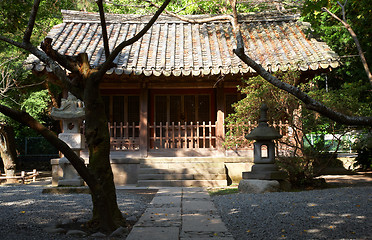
[261, 144, 268, 158]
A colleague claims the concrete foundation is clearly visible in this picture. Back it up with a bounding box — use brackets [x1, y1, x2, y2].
[51, 156, 254, 186]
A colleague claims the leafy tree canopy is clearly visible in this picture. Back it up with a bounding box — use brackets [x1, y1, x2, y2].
[302, 0, 372, 87]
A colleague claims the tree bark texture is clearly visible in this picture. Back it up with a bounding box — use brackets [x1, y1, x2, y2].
[0, 124, 18, 183]
[84, 75, 125, 231]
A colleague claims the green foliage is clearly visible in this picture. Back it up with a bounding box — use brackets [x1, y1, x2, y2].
[302, 0, 372, 88]
[224, 71, 301, 149]
[102, 0, 287, 15]
[0, 0, 81, 138]
[276, 157, 314, 187]
[0, 57, 54, 138]
[276, 156, 328, 189]
[21, 90, 51, 123]
[208, 187, 239, 196]
[0, 1, 65, 43]
[353, 131, 372, 170]
[224, 69, 368, 187]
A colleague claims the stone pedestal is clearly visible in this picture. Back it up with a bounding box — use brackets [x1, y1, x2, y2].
[57, 157, 84, 186]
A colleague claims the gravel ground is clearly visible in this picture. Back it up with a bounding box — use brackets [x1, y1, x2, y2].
[1, 178, 371, 240]
[0, 182, 154, 240]
[212, 186, 372, 240]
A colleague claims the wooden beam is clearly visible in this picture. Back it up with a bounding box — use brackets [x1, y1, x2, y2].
[216, 83, 225, 151]
[139, 85, 149, 157]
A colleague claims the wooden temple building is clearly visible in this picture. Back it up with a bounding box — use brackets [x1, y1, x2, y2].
[27, 10, 339, 186]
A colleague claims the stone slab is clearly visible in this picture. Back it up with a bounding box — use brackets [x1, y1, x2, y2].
[156, 187, 183, 196]
[182, 213, 228, 232]
[238, 179, 280, 193]
[150, 195, 182, 207]
[126, 227, 179, 240]
[183, 187, 206, 193]
[136, 207, 181, 227]
[181, 229, 234, 239]
[58, 179, 84, 187]
[183, 191, 210, 200]
[181, 238, 234, 240]
[182, 200, 217, 213]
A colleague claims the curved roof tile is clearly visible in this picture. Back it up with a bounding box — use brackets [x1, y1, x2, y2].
[27, 10, 339, 76]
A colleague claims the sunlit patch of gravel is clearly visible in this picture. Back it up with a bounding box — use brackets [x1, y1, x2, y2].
[0, 183, 154, 239]
[212, 186, 372, 240]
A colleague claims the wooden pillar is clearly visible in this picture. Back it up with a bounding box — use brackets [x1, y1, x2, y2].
[140, 86, 148, 157]
[216, 84, 225, 151]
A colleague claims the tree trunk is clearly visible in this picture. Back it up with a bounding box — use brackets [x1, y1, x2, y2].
[0, 124, 18, 183]
[83, 77, 125, 232]
[0, 103, 124, 232]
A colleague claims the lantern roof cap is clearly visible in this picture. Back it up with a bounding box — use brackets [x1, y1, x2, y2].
[245, 103, 282, 141]
[51, 93, 85, 120]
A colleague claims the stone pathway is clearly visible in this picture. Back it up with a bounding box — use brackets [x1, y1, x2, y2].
[126, 187, 234, 240]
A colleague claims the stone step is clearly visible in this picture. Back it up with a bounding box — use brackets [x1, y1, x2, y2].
[137, 179, 227, 187]
[138, 173, 226, 180]
[140, 157, 224, 163]
[138, 173, 194, 180]
[139, 162, 224, 169]
[138, 167, 225, 175]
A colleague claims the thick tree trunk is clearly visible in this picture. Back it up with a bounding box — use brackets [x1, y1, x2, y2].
[83, 77, 125, 232]
[0, 103, 124, 233]
[0, 124, 18, 183]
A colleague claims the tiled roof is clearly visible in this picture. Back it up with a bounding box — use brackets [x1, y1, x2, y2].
[27, 10, 339, 77]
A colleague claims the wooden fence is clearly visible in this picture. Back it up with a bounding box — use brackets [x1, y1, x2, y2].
[91, 121, 292, 151]
[149, 121, 216, 149]
[108, 122, 140, 150]
[0, 169, 39, 184]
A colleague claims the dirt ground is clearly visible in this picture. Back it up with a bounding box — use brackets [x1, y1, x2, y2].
[320, 171, 372, 188]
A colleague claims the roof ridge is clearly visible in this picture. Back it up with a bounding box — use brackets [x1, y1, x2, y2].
[61, 9, 300, 24]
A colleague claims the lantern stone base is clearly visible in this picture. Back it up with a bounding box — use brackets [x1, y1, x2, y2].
[242, 170, 287, 180]
[58, 178, 84, 187]
[238, 179, 291, 193]
[57, 157, 85, 187]
[238, 179, 280, 193]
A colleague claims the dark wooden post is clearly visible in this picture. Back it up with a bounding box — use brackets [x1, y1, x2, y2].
[140, 85, 148, 157]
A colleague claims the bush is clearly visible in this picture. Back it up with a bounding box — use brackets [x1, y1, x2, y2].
[353, 132, 372, 170]
[277, 154, 334, 189]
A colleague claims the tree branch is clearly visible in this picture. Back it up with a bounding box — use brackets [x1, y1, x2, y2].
[23, 0, 41, 43]
[95, 0, 172, 81]
[96, 0, 111, 59]
[233, 45, 372, 126]
[322, 6, 372, 85]
[40, 38, 80, 73]
[337, 0, 347, 22]
[0, 35, 83, 98]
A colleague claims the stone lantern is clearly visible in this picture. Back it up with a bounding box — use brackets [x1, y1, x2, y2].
[50, 93, 85, 186]
[239, 104, 287, 193]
